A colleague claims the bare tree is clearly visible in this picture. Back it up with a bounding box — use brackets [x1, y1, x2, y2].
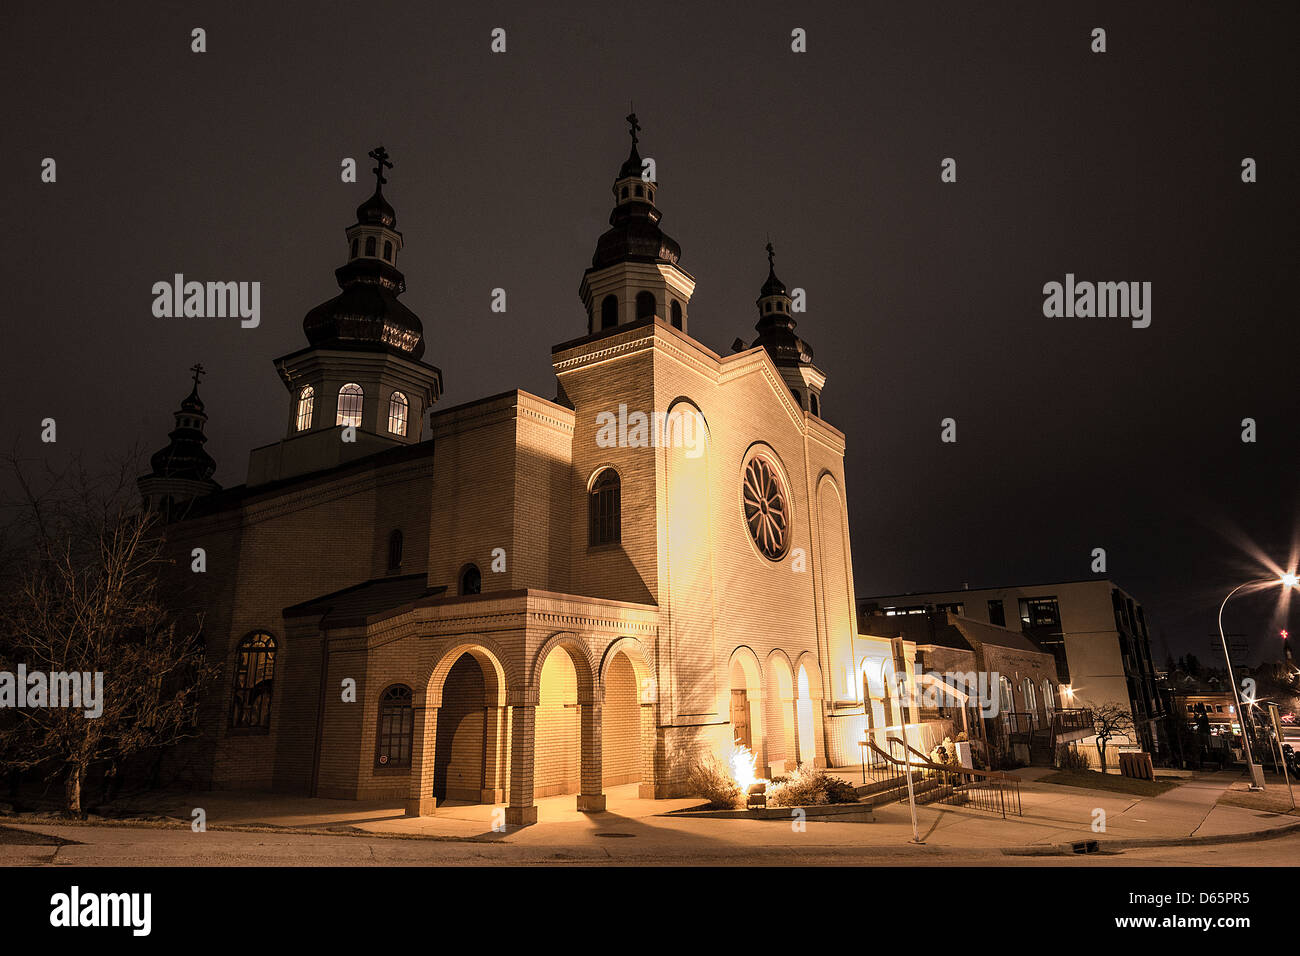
[0, 447, 216, 815]
[1091, 702, 1134, 772]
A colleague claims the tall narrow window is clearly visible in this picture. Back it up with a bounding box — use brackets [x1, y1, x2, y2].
[336, 383, 363, 427]
[670, 300, 683, 329]
[383, 240, 393, 261]
[460, 564, 482, 595]
[387, 529, 403, 572]
[635, 291, 655, 321]
[230, 632, 276, 729]
[364, 236, 376, 256]
[809, 393, 820, 416]
[588, 468, 621, 546]
[387, 391, 408, 436]
[350, 238, 359, 258]
[295, 386, 314, 431]
[987, 599, 1006, 627]
[375, 685, 413, 768]
[600, 294, 618, 330]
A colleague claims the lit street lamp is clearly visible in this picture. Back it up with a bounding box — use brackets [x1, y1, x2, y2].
[1219, 572, 1300, 790]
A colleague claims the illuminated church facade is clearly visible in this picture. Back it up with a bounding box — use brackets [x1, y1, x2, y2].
[143, 122, 911, 825]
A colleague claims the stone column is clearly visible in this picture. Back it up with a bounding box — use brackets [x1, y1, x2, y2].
[577, 697, 605, 812]
[405, 702, 438, 817]
[506, 702, 538, 826]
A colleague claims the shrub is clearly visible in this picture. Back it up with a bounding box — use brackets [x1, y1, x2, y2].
[686, 750, 742, 809]
[767, 764, 858, 807]
[1057, 744, 1090, 772]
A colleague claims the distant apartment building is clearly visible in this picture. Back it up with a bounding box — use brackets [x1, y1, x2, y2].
[858, 579, 1164, 759]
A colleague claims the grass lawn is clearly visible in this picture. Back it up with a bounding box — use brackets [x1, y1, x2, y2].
[1217, 779, 1300, 816]
[1037, 770, 1181, 797]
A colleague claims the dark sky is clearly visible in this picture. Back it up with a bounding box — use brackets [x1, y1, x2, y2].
[5, 2, 1296, 666]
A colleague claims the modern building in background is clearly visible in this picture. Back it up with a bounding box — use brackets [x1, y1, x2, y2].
[859, 580, 1165, 761]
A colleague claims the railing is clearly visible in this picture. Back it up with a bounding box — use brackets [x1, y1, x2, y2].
[1052, 708, 1093, 734]
[1001, 712, 1037, 736]
[861, 737, 1023, 819]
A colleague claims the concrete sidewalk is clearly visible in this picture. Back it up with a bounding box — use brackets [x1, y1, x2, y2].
[3, 769, 1295, 855]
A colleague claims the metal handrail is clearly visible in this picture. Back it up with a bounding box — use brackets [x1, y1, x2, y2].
[862, 738, 1022, 818]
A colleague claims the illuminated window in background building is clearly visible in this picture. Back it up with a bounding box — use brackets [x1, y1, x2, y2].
[387, 391, 408, 436]
[987, 599, 1005, 627]
[336, 383, 363, 427]
[295, 386, 314, 431]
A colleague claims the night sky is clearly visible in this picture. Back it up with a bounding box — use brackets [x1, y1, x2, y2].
[5, 2, 1296, 666]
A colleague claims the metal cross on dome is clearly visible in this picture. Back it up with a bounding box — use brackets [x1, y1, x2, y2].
[368, 146, 393, 188]
[626, 111, 640, 145]
[189, 362, 206, 387]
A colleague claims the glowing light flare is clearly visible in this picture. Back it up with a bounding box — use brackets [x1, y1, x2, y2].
[729, 744, 761, 792]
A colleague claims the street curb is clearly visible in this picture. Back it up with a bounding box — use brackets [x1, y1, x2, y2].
[1001, 819, 1300, 855]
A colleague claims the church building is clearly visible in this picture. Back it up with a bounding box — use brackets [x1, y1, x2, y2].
[142, 119, 915, 825]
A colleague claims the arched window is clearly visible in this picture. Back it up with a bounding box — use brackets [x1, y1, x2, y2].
[375, 684, 413, 768]
[295, 386, 314, 431]
[999, 675, 1014, 717]
[670, 300, 683, 329]
[765, 302, 773, 313]
[635, 184, 643, 197]
[620, 186, 629, 199]
[350, 238, 359, 258]
[336, 383, 363, 427]
[1022, 678, 1037, 726]
[383, 240, 393, 261]
[810, 393, 820, 417]
[460, 564, 482, 595]
[387, 529, 403, 573]
[1042, 680, 1056, 719]
[387, 391, 408, 436]
[790, 387, 803, 409]
[600, 294, 618, 330]
[588, 468, 621, 546]
[635, 291, 655, 321]
[648, 189, 654, 202]
[364, 236, 376, 257]
[230, 632, 276, 729]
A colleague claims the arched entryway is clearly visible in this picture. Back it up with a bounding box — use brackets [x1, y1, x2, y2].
[796, 663, 817, 766]
[407, 642, 510, 817]
[600, 638, 656, 800]
[727, 647, 764, 760]
[535, 645, 583, 798]
[764, 651, 796, 776]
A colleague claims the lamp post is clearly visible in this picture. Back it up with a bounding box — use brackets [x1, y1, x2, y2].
[1218, 573, 1300, 791]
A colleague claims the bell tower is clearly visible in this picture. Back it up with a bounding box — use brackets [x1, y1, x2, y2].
[578, 113, 696, 336]
[248, 146, 443, 486]
[751, 242, 826, 417]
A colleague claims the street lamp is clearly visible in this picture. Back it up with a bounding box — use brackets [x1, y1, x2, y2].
[1219, 572, 1300, 790]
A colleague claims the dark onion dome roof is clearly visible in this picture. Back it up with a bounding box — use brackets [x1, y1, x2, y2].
[753, 321, 815, 368]
[590, 115, 682, 272]
[753, 247, 813, 367]
[302, 257, 425, 359]
[760, 259, 787, 297]
[591, 202, 682, 271]
[148, 386, 217, 481]
[355, 187, 397, 228]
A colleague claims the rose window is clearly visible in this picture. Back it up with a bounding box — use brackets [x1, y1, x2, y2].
[742, 455, 790, 560]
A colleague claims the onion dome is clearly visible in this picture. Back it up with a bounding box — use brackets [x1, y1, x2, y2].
[752, 242, 814, 367]
[301, 146, 426, 359]
[590, 112, 682, 270]
[147, 366, 217, 482]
